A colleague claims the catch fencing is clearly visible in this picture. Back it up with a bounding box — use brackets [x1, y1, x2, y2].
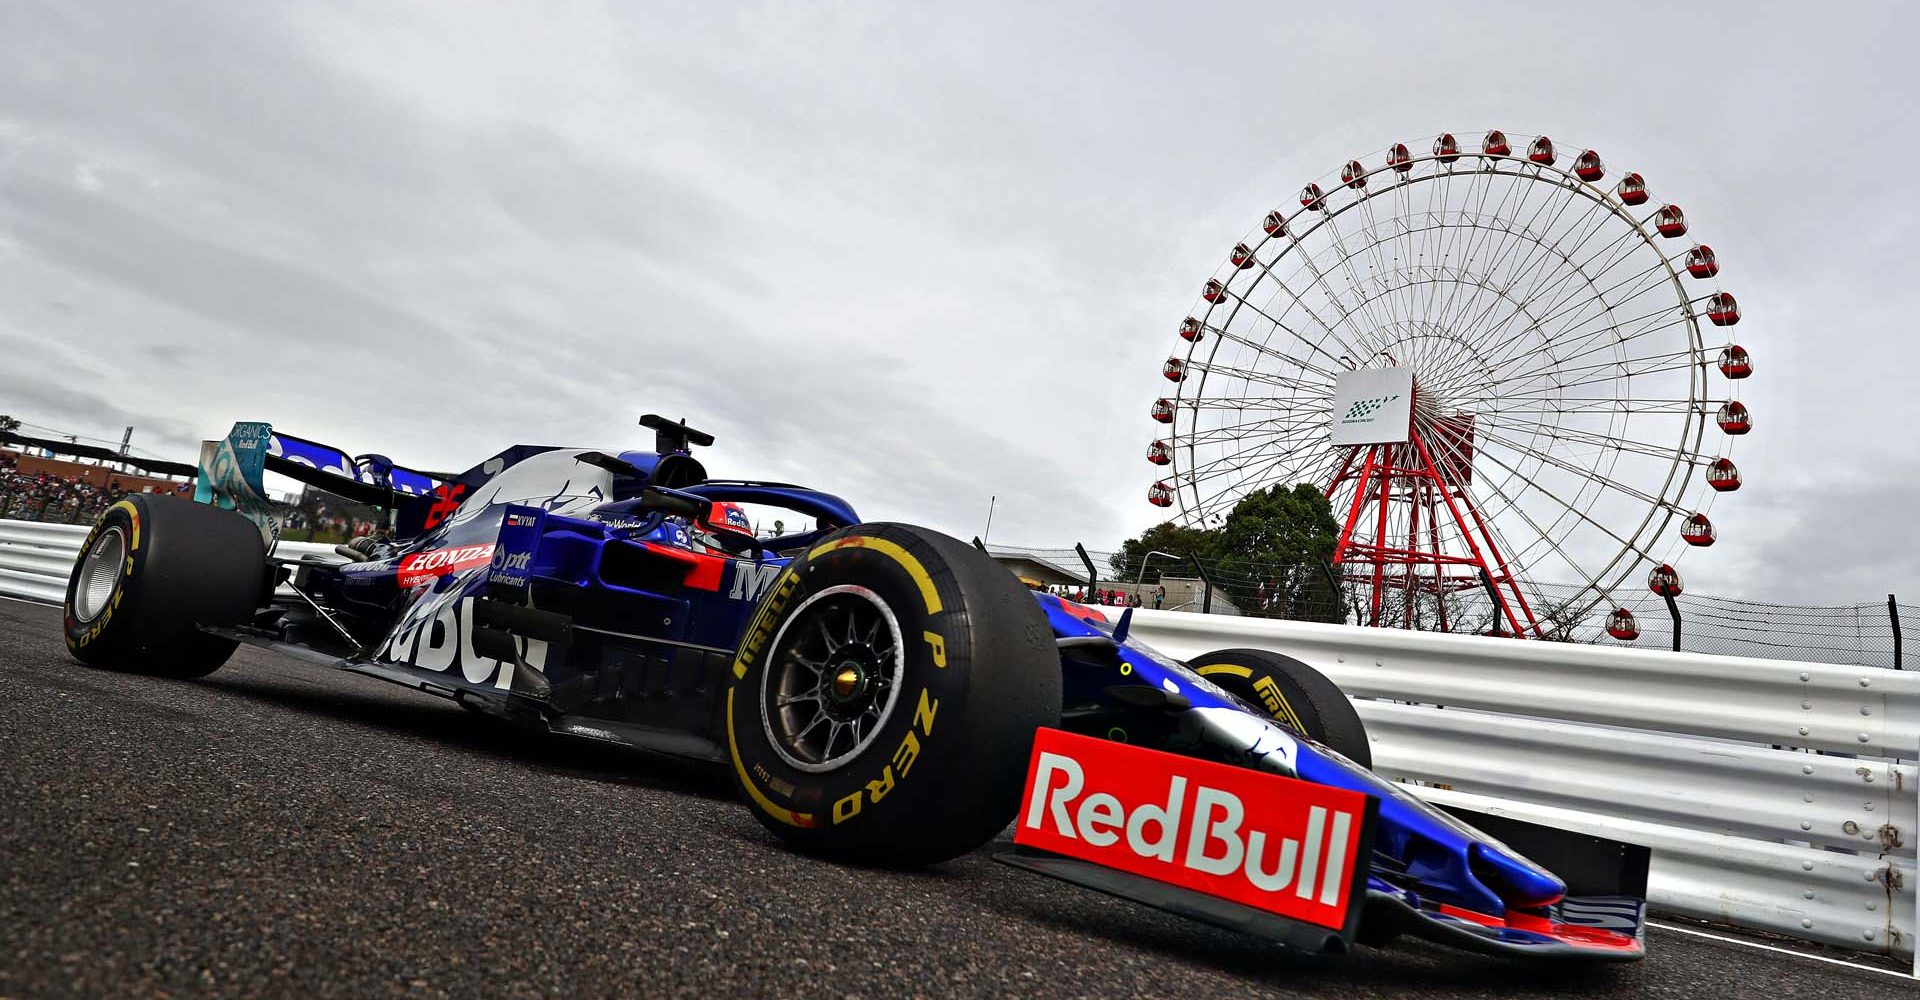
[4, 517, 1914, 959]
[993, 541, 1919, 669]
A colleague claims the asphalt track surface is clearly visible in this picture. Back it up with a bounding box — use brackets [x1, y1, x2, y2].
[1, 600, 1912, 999]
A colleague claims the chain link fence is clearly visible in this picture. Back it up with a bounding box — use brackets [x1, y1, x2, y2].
[990, 541, 1916, 669]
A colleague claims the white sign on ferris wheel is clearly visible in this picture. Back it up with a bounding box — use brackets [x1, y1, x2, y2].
[1329, 368, 1414, 447]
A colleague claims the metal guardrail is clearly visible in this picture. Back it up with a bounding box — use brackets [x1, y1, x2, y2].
[0, 518, 1912, 957]
[0, 519, 339, 605]
[1117, 608, 1917, 958]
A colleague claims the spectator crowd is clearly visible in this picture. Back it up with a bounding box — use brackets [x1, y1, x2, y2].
[1035, 582, 1168, 610]
[0, 452, 193, 524]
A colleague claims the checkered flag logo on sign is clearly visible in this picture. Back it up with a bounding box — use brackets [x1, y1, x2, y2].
[1342, 393, 1400, 422]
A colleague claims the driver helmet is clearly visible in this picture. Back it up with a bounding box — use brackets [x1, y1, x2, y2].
[694, 501, 754, 551]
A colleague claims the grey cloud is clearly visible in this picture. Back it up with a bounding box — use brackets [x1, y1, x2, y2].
[2, 171, 431, 348]
[1, 0, 1917, 600]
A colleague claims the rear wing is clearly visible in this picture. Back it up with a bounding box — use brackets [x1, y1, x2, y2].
[194, 421, 451, 544]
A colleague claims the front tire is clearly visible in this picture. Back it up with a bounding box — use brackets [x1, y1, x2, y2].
[726, 523, 1060, 867]
[1189, 647, 1372, 768]
[63, 495, 267, 678]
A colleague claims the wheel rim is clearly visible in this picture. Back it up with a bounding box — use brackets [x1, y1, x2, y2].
[759, 584, 905, 773]
[74, 527, 125, 622]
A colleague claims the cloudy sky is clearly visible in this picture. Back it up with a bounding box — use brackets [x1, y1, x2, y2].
[1, 1, 1915, 602]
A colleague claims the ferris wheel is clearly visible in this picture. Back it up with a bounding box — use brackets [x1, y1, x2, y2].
[1147, 130, 1752, 639]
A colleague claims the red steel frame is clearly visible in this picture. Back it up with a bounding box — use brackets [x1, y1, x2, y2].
[1326, 423, 1541, 638]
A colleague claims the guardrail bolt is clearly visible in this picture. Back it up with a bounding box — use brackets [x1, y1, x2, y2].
[1844, 820, 1861, 835]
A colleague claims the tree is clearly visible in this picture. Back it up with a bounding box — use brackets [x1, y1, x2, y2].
[1212, 484, 1344, 622]
[0, 414, 18, 435]
[1111, 483, 1345, 622]
[1109, 520, 1218, 584]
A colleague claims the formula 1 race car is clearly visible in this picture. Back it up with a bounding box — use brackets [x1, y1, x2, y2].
[60, 417, 1648, 961]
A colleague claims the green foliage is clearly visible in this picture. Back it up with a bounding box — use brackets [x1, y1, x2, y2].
[1109, 520, 1218, 583]
[0, 414, 19, 434]
[1111, 483, 1346, 622]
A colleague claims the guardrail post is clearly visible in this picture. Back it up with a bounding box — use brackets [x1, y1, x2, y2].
[1664, 591, 1682, 652]
[1187, 553, 1215, 614]
[1318, 561, 1344, 624]
[1891, 595, 1903, 670]
[1074, 543, 1097, 601]
[1478, 569, 1504, 637]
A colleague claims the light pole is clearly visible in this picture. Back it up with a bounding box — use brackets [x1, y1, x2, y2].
[1137, 550, 1179, 594]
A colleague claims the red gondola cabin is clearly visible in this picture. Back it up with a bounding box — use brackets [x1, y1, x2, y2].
[1680, 513, 1715, 547]
[1148, 482, 1174, 507]
[1707, 292, 1740, 326]
[1147, 440, 1172, 465]
[1528, 136, 1555, 165]
[1150, 398, 1174, 423]
[1342, 159, 1367, 189]
[1231, 243, 1257, 269]
[1706, 457, 1741, 491]
[1605, 608, 1640, 641]
[1685, 244, 1719, 278]
[1263, 211, 1287, 237]
[1179, 317, 1205, 342]
[1648, 563, 1683, 597]
[1617, 172, 1648, 205]
[1300, 183, 1326, 211]
[1655, 205, 1687, 238]
[1716, 400, 1751, 434]
[1388, 143, 1413, 173]
[1717, 344, 1751, 378]
[1575, 149, 1605, 182]
[1202, 278, 1228, 303]
[1482, 130, 1511, 157]
[1433, 133, 1461, 164]
[1162, 357, 1187, 382]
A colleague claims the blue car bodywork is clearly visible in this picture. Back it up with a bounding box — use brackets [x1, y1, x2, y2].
[197, 420, 1647, 962]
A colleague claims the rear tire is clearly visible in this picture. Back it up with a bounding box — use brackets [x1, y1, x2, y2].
[726, 522, 1060, 867]
[1189, 647, 1372, 768]
[63, 495, 267, 678]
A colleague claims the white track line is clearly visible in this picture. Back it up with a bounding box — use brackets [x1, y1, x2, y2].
[1648, 921, 1914, 980]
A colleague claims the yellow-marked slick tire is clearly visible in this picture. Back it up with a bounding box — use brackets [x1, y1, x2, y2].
[725, 522, 1060, 867]
[63, 495, 267, 679]
[1189, 648, 1372, 769]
